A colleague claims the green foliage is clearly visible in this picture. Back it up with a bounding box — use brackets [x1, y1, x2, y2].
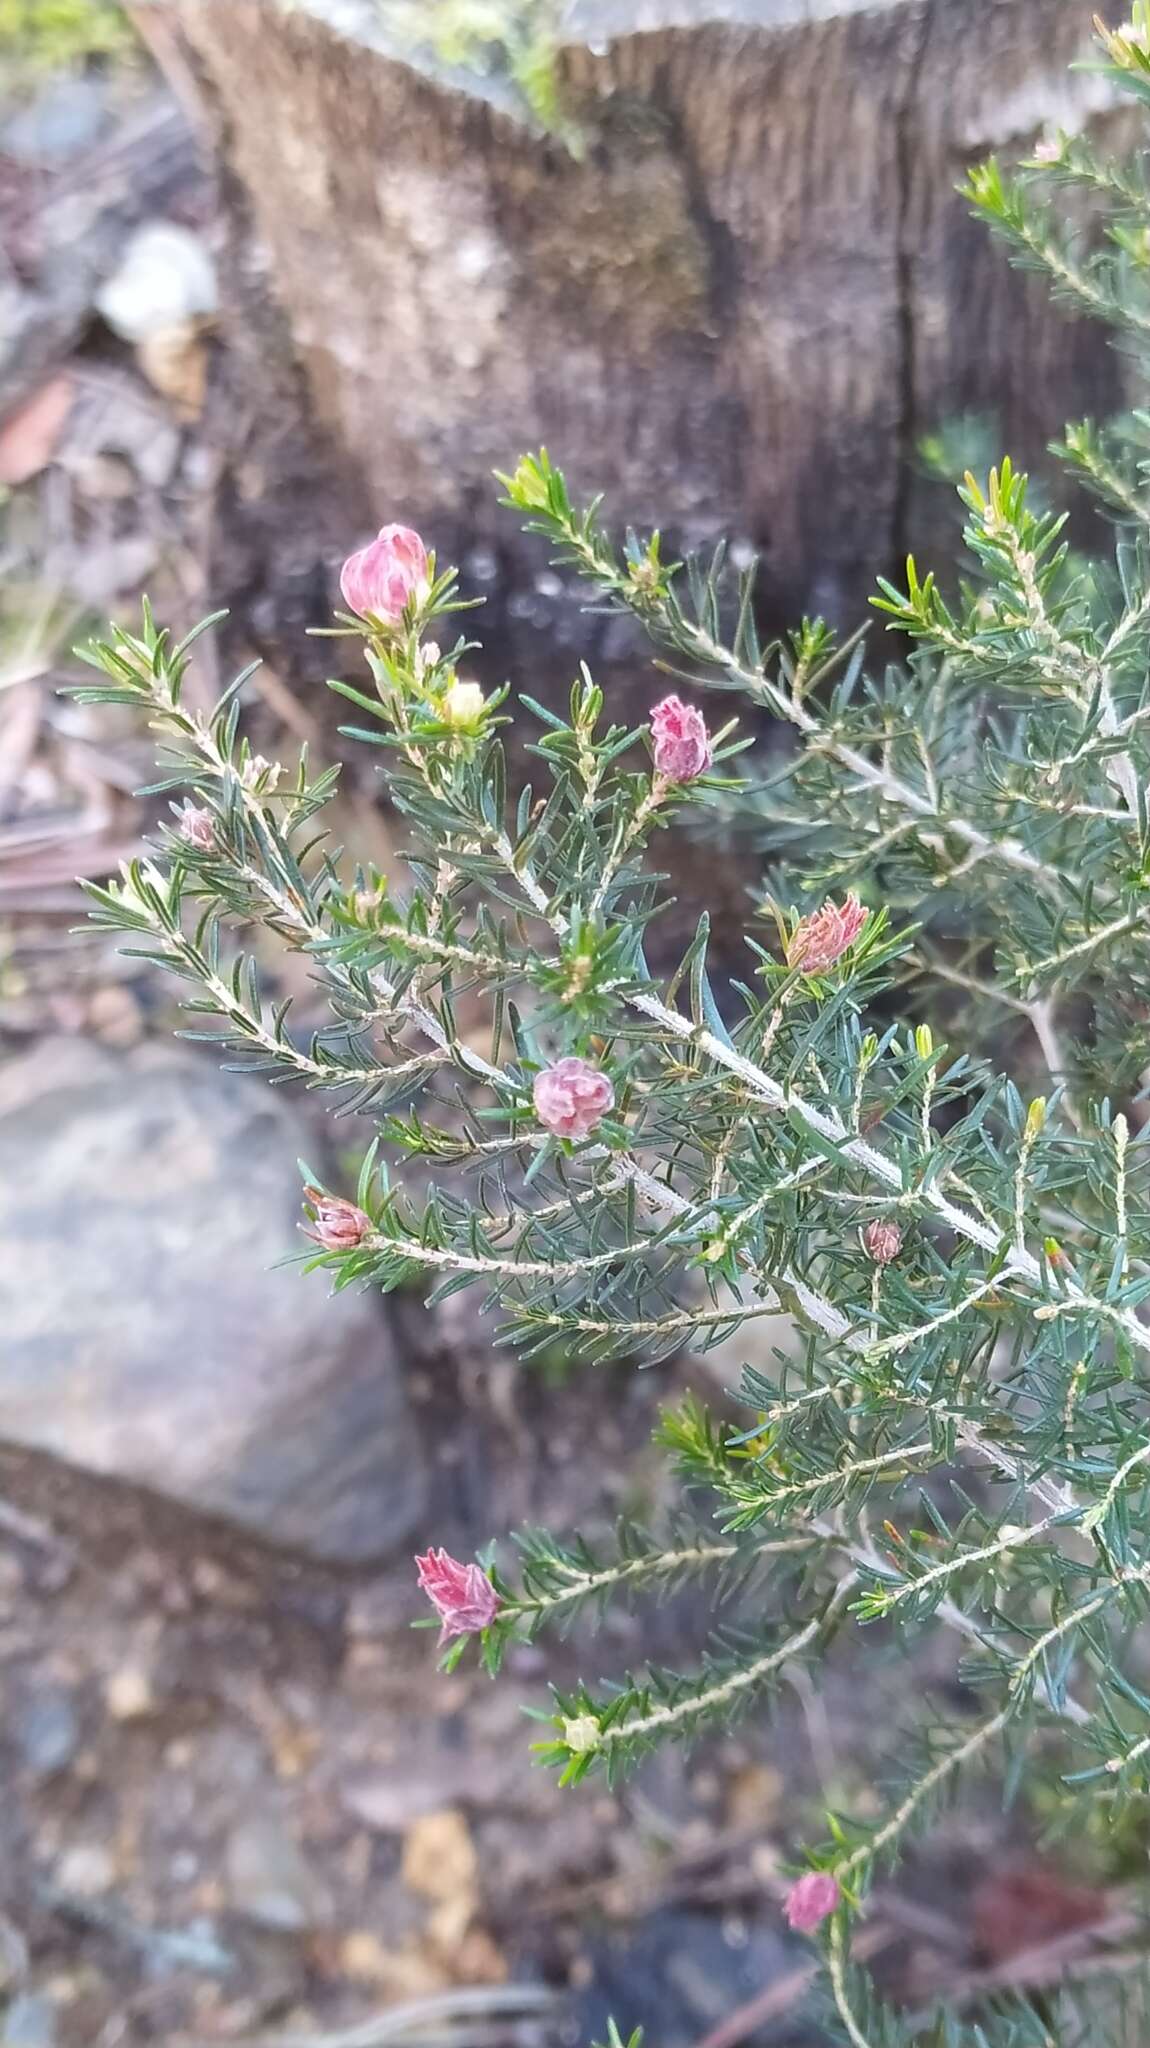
[74, 18, 1150, 2044]
[373, 0, 572, 139]
[0, 0, 134, 67]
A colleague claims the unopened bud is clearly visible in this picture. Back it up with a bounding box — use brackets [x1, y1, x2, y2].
[415, 1548, 500, 1640]
[506, 457, 550, 512]
[340, 524, 430, 624]
[303, 1187, 370, 1251]
[443, 678, 487, 729]
[534, 1057, 614, 1140]
[628, 556, 661, 597]
[112, 862, 169, 918]
[784, 1872, 840, 1933]
[242, 754, 281, 794]
[177, 803, 215, 851]
[787, 894, 869, 974]
[863, 1217, 903, 1265]
[650, 695, 712, 782]
[562, 1714, 601, 1756]
[354, 884, 385, 921]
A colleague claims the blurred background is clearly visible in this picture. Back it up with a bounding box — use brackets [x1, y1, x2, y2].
[0, 3, 1143, 2045]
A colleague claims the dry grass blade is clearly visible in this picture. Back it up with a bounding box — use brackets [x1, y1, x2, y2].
[204, 1984, 558, 2048]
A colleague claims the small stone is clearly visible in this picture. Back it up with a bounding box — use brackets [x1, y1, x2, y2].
[725, 1763, 782, 1832]
[104, 1666, 155, 1722]
[226, 1815, 334, 1933]
[339, 1930, 394, 1984]
[70, 535, 159, 607]
[137, 325, 209, 418]
[55, 1843, 116, 1898]
[401, 1808, 477, 1909]
[96, 222, 218, 343]
[2, 1993, 57, 2048]
[453, 1927, 508, 1983]
[57, 365, 181, 490]
[13, 1686, 80, 1777]
[342, 1772, 462, 1835]
[1, 75, 108, 164]
[344, 1578, 408, 1637]
[87, 984, 144, 1050]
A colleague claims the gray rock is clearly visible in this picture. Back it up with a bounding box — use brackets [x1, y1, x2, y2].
[0, 97, 203, 417]
[1, 76, 109, 165]
[57, 364, 182, 492]
[0, 1039, 426, 1563]
[12, 1684, 81, 1777]
[225, 1815, 333, 1933]
[574, 1906, 800, 2048]
[2, 1995, 57, 2048]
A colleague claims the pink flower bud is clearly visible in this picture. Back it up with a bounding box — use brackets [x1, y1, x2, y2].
[177, 803, 215, 851]
[649, 695, 712, 782]
[786, 893, 868, 974]
[303, 1187, 370, 1251]
[242, 754, 281, 794]
[784, 1871, 840, 1933]
[533, 1056, 615, 1140]
[863, 1217, 902, 1264]
[415, 1547, 500, 1640]
[340, 524, 430, 625]
[1032, 134, 1061, 163]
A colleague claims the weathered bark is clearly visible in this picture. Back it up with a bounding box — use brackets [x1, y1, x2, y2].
[138, 0, 1133, 678]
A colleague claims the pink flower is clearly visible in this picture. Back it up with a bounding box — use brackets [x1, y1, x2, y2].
[533, 1056, 615, 1140]
[303, 1187, 370, 1251]
[416, 1547, 500, 1640]
[786, 893, 868, 974]
[1032, 134, 1061, 163]
[863, 1217, 902, 1264]
[340, 524, 430, 625]
[649, 695, 712, 782]
[177, 803, 215, 851]
[784, 1871, 840, 1933]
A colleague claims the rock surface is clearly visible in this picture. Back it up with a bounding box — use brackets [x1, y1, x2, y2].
[225, 1813, 334, 1931]
[0, 94, 206, 416]
[0, 1038, 426, 1563]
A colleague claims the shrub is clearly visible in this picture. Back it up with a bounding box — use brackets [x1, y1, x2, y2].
[76, 15, 1150, 2042]
[0, 0, 135, 70]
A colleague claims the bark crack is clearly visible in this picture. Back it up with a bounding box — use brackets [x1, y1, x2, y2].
[889, 0, 934, 580]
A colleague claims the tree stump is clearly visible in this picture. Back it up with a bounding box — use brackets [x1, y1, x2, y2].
[137, 0, 1132, 680]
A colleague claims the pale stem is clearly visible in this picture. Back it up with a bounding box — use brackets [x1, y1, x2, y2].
[834, 1590, 1113, 1885]
[586, 1576, 857, 1753]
